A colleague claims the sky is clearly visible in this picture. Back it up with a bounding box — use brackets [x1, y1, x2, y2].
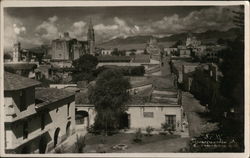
[4, 5, 242, 50]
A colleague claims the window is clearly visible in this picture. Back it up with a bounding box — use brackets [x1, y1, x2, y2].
[20, 90, 27, 111]
[67, 103, 70, 116]
[41, 113, 45, 130]
[23, 121, 28, 139]
[143, 112, 154, 118]
[165, 115, 176, 130]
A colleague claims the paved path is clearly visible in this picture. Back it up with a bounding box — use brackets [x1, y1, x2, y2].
[182, 92, 218, 138]
[161, 57, 172, 76]
[51, 126, 87, 153]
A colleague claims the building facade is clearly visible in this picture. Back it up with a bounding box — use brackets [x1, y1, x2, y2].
[51, 33, 88, 61]
[12, 42, 21, 62]
[51, 19, 95, 61]
[4, 72, 75, 154]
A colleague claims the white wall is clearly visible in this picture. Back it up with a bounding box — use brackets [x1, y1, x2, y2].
[4, 87, 36, 123]
[127, 104, 182, 131]
[76, 103, 182, 132]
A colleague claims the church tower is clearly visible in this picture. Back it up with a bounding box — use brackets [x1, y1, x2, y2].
[87, 18, 95, 55]
[13, 42, 21, 62]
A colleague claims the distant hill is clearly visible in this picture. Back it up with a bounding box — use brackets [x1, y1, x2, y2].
[97, 28, 239, 50]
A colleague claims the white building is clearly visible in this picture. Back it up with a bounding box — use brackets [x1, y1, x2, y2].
[75, 75, 183, 132]
[100, 49, 113, 55]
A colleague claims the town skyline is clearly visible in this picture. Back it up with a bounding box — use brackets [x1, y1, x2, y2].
[4, 5, 241, 50]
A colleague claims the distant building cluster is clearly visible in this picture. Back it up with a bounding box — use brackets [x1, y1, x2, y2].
[163, 34, 226, 62]
[145, 37, 162, 61]
[186, 33, 202, 48]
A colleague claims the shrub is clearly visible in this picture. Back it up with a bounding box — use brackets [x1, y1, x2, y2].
[74, 134, 86, 153]
[161, 122, 174, 134]
[133, 128, 143, 143]
[145, 126, 154, 136]
[54, 145, 66, 153]
[96, 144, 106, 153]
[87, 125, 101, 135]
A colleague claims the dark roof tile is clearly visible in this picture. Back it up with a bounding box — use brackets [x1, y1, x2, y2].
[35, 88, 75, 104]
[4, 71, 41, 91]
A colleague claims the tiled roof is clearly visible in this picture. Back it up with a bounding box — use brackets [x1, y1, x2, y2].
[97, 56, 131, 62]
[35, 88, 75, 105]
[4, 63, 37, 70]
[130, 80, 152, 88]
[4, 71, 41, 91]
[128, 102, 180, 107]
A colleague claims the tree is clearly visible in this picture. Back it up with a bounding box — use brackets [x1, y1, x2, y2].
[89, 69, 131, 135]
[4, 53, 12, 60]
[72, 54, 98, 82]
[209, 6, 245, 150]
[171, 40, 183, 48]
[72, 54, 98, 73]
[111, 48, 125, 56]
[34, 52, 44, 64]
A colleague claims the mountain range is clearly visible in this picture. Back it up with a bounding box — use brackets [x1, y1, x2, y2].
[98, 28, 239, 50]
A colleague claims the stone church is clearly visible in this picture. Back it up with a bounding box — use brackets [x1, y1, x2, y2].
[51, 19, 95, 61]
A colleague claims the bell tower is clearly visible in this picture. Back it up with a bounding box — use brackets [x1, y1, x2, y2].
[13, 42, 21, 62]
[87, 18, 95, 55]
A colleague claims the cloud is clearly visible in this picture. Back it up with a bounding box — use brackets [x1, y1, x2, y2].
[93, 6, 240, 42]
[145, 6, 239, 35]
[48, 15, 58, 23]
[69, 21, 87, 40]
[4, 6, 241, 49]
[35, 15, 59, 41]
[13, 24, 26, 35]
[94, 17, 140, 42]
[4, 13, 28, 50]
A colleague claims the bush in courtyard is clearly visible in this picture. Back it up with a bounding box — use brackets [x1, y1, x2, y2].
[133, 128, 143, 143]
[54, 145, 66, 153]
[161, 122, 174, 134]
[74, 134, 86, 153]
[87, 125, 101, 135]
[145, 126, 154, 136]
[96, 144, 106, 153]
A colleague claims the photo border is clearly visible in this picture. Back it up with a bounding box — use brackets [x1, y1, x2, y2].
[0, 1, 249, 157]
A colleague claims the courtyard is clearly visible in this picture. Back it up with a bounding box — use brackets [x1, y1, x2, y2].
[57, 131, 189, 153]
